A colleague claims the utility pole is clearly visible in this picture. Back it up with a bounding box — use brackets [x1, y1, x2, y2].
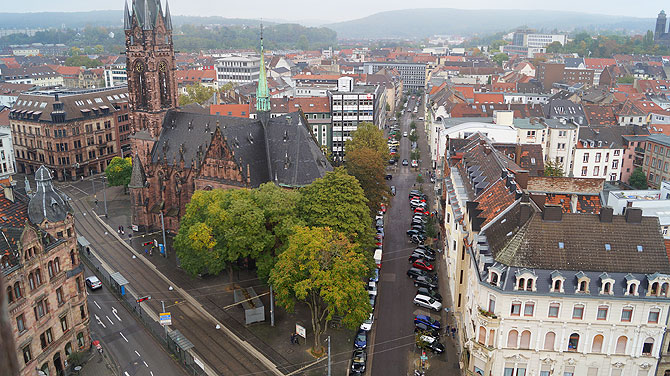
[161, 301, 167, 341]
[160, 212, 167, 258]
[102, 176, 108, 218]
[327, 336, 331, 376]
[269, 285, 275, 327]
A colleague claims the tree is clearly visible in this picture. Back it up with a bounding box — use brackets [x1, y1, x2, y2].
[174, 189, 274, 283]
[492, 53, 509, 67]
[179, 84, 216, 106]
[64, 55, 102, 68]
[489, 39, 508, 52]
[298, 167, 373, 249]
[105, 157, 132, 187]
[545, 41, 564, 53]
[345, 122, 387, 158]
[617, 75, 635, 84]
[544, 159, 564, 177]
[346, 147, 390, 213]
[269, 226, 371, 355]
[629, 168, 648, 189]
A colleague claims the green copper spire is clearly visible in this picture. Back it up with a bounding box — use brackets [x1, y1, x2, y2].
[256, 24, 270, 113]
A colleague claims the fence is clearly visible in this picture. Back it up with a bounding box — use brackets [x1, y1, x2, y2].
[78, 247, 205, 376]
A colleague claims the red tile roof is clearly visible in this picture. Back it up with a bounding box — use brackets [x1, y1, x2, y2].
[453, 86, 474, 100]
[0, 190, 28, 229]
[576, 195, 602, 214]
[584, 58, 617, 69]
[175, 69, 216, 84]
[292, 74, 341, 81]
[210, 104, 250, 118]
[583, 104, 618, 126]
[473, 93, 504, 104]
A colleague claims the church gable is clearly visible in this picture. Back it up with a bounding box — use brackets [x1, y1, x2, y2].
[196, 126, 248, 186]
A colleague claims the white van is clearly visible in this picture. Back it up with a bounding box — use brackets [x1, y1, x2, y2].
[374, 248, 383, 268]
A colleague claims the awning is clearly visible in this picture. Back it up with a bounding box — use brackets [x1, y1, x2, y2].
[168, 330, 194, 351]
[110, 272, 129, 286]
[77, 236, 90, 248]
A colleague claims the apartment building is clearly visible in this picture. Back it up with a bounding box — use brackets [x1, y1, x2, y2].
[441, 136, 670, 376]
[1, 168, 90, 376]
[9, 87, 130, 180]
[363, 61, 426, 89]
[544, 119, 578, 173]
[215, 54, 261, 85]
[329, 80, 382, 157]
[571, 127, 626, 182]
[0, 114, 16, 184]
[643, 134, 670, 188]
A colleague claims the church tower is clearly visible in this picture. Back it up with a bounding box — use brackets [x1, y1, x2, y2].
[656, 10, 667, 40]
[124, 0, 177, 141]
[256, 25, 271, 127]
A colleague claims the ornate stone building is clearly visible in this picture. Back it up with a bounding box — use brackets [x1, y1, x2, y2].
[125, 0, 331, 232]
[1, 166, 90, 376]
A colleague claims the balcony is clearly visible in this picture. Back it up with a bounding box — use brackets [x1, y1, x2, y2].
[477, 306, 500, 327]
[635, 147, 645, 154]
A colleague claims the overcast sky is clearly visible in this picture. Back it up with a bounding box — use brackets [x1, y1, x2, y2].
[3, 0, 666, 23]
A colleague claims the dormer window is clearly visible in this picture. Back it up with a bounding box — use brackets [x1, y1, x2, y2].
[489, 271, 499, 287]
[515, 268, 537, 292]
[625, 273, 640, 296]
[575, 271, 590, 294]
[600, 272, 615, 295]
[551, 270, 565, 293]
[647, 273, 670, 297]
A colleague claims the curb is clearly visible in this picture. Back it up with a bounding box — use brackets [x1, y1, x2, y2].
[89, 206, 285, 376]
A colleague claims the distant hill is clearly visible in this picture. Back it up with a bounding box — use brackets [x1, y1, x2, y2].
[325, 8, 656, 39]
[0, 10, 271, 29]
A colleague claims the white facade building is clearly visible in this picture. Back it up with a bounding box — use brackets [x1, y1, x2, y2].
[215, 54, 261, 85]
[104, 67, 127, 87]
[0, 124, 16, 183]
[544, 119, 578, 172]
[329, 83, 381, 157]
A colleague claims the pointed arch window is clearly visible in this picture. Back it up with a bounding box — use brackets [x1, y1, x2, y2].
[158, 61, 171, 108]
[133, 61, 147, 108]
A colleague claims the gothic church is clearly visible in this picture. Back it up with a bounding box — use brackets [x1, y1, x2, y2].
[124, 0, 332, 232]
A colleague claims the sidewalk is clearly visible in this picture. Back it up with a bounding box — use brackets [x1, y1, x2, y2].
[74, 349, 116, 376]
[86, 186, 355, 375]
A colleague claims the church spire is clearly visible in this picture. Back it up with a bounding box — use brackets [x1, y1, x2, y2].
[164, 0, 173, 30]
[124, 1, 131, 30]
[256, 24, 270, 113]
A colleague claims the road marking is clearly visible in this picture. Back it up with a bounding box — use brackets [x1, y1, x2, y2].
[106, 315, 114, 325]
[150, 372, 154, 376]
[94, 301, 101, 309]
[94, 314, 106, 328]
[135, 350, 141, 357]
[112, 307, 122, 322]
[143, 361, 149, 367]
[120, 332, 128, 342]
[125, 373, 130, 376]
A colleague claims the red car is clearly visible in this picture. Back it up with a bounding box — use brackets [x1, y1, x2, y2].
[375, 240, 383, 247]
[413, 259, 434, 272]
[380, 204, 386, 213]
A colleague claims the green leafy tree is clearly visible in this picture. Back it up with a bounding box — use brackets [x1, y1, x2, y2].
[629, 167, 648, 189]
[269, 226, 371, 354]
[64, 55, 102, 68]
[345, 122, 388, 158]
[617, 75, 635, 84]
[179, 84, 216, 106]
[298, 167, 373, 249]
[545, 41, 564, 53]
[104, 157, 132, 187]
[544, 159, 564, 177]
[346, 147, 390, 214]
[492, 53, 509, 67]
[174, 189, 274, 282]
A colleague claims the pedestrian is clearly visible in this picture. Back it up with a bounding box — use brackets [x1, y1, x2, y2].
[95, 198, 98, 206]
[295, 334, 299, 345]
[446, 324, 450, 332]
[289, 333, 294, 344]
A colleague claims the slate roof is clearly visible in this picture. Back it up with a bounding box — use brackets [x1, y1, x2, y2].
[493, 212, 670, 274]
[153, 110, 331, 188]
[27, 166, 72, 224]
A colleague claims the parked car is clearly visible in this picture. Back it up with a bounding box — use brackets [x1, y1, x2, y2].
[86, 276, 102, 290]
[369, 294, 377, 309]
[413, 246, 435, 257]
[410, 252, 435, 263]
[414, 275, 439, 290]
[412, 259, 434, 272]
[369, 268, 379, 283]
[402, 159, 409, 166]
[366, 281, 378, 296]
[414, 322, 440, 337]
[418, 117, 424, 121]
[350, 348, 367, 375]
[354, 329, 368, 349]
[417, 287, 442, 302]
[406, 267, 430, 279]
[411, 160, 419, 168]
[411, 234, 426, 244]
[403, 131, 408, 137]
[391, 186, 396, 196]
[418, 335, 445, 354]
[416, 244, 436, 253]
[388, 159, 396, 165]
[360, 313, 374, 331]
[414, 294, 442, 312]
[414, 314, 441, 330]
[406, 229, 424, 237]
[385, 174, 393, 180]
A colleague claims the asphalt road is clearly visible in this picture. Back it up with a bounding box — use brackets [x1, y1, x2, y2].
[369, 97, 448, 376]
[55, 180, 281, 376]
[85, 264, 186, 376]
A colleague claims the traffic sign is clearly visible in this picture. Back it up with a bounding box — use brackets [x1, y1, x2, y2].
[159, 312, 172, 326]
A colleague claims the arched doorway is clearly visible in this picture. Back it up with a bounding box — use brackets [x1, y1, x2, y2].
[53, 352, 63, 375]
[40, 362, 50, 376]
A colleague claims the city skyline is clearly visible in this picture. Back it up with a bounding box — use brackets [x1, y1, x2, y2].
[0, 0, 667, 24]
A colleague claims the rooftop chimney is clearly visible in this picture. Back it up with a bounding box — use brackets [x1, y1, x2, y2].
[542, 204, 563, 222]
[625, 207, 643, 224]
[599, 206, 613, 223]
